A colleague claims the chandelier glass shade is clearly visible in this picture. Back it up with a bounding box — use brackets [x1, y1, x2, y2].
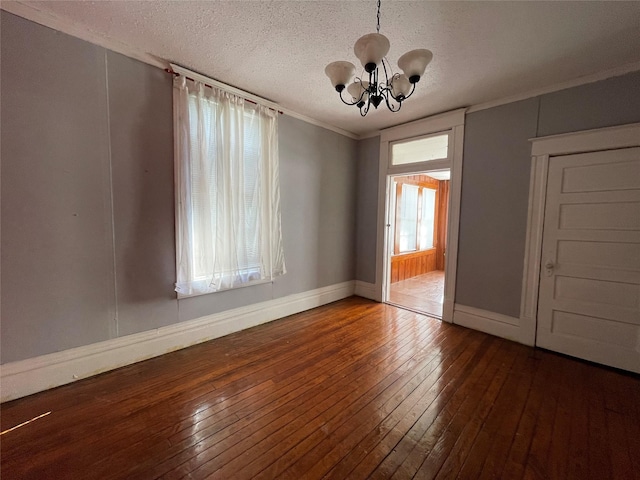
[325, 1, 432, 116]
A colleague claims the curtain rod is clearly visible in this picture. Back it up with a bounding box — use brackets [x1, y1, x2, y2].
[167, 64, 283, 114]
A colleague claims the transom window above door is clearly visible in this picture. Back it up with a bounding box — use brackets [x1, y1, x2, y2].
[391, 132, 449, 166]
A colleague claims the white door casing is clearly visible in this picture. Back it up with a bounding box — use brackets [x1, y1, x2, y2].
[523, 123, 640, 372]
[375, 109, 466, 323]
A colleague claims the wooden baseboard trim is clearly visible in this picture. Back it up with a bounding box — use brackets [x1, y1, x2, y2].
[453, 304, 522, 344]
[0, 281, 355, 402]
[354, 280, 378, 301]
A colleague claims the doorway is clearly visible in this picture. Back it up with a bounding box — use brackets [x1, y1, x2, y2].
[375, 109, 466, 324]
[511, 122, 640, 366]
[386, 170, 450, 318]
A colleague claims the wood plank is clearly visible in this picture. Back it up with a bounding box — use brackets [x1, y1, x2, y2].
[155, 314, 436, 479]
[430, 342, 524, 479]
[565, 361, 590, 479]
[426, 343, 533, 479]
[364, 335, 505, 479]
[1, 298, 639, 480]
[257, 325, 459, 480]
[101, 308, 424, 479]
[522, 352, 568, 480]
[390, 249, 437, 284]
[316, 331, 488, 480]
[499, 350, 554, 479]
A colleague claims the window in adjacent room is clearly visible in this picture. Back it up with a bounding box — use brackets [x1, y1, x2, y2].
[394, 181, 437, 254]
[397, 183, 419, 252]
[419, 188, 436, 249]
[173, 76, 286, 297]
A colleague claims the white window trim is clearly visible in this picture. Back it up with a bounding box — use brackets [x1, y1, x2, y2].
[172, 67, 286, 298]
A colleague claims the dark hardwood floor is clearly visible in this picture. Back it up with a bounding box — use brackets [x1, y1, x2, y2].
[1, 297, 639, 479]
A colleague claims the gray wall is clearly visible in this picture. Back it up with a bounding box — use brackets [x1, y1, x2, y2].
[456, 99, 539, 316]
[355, 136, 380, 284]
[0, 12, 357, 363]
[457, 70, 640, 317]
[1, 12, 116, 357]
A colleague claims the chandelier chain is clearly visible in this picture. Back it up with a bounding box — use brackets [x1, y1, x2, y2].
[376, 0, 381, 33]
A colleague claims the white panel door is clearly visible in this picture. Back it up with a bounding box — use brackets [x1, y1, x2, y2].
[537, 147, 640, 373]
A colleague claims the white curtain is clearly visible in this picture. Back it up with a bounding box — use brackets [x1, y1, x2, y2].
[174, 76, 286, 296]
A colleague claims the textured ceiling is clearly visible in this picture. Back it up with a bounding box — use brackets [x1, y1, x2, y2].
[11, 1, 640, 136]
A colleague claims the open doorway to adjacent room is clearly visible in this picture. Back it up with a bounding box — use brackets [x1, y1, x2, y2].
[386, 170, 450, 318]
[378, 111, 464, 323]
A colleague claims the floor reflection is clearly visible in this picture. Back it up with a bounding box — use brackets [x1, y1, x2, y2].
[389, 270, 445, 318]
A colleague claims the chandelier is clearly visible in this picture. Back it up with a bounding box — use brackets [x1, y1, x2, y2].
[325, 0, 432, 116]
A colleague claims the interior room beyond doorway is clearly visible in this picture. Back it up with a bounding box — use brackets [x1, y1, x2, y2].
[388, 170, 450, 318]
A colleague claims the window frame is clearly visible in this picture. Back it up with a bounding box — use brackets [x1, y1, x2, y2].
[393, 180, 439, 256]
[173, 74, 285, 299]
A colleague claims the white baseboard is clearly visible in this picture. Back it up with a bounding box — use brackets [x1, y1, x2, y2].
[453, 304, 527, 345]
[354, 280, 379, 301]
[0, 281, 355, 402]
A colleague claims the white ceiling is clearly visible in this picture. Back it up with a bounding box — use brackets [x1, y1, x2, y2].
[9, 1, 640, 136]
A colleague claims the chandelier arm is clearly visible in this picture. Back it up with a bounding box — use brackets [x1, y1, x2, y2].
[402, 82, 417, 100]
[360, 91, 373, 116]
[383, 89, 402, 112]
[338, 87, 362, 106]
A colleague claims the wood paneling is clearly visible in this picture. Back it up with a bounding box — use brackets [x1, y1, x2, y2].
[436, 180, 450, 270]
[391, 249, 437, 283]
[392, 175, 449, 282]
[398, 174, 440, 189]
[1, 297, 639, 479]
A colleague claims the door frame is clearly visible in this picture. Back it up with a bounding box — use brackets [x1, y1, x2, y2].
[374, 109, 466, 323]
[384, 168, 451, 318]
[521, 122, 640, 345]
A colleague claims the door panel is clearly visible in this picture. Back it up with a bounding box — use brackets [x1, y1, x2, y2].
[550, 311, 638, 349]
[560, 201, 640, 230]
[561, 158, 640, 192]
[554, 276, 638, 308]
[537, 147, 640, 373]
[557, 240, 640, 270]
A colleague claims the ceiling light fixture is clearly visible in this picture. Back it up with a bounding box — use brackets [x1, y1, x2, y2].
[325, 0, 433, 117]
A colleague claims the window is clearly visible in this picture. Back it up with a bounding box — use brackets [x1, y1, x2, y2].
[420, 189, 436, 249]
[174, 76, 286, 297]
[398, 184, 419, 252]
[394, 180, 437, 254]
[391, 133, 449, 166]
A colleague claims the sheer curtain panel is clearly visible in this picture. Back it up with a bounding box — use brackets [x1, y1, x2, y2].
[174, 76, 285, 297]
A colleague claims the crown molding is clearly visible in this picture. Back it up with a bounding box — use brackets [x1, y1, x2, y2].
[1, 1, 168, 70]
[466, 61, 640, 114]
[358, 130, 383, 140]
[4, 1, 638, 142]
[1, 1, 359, 140]
[360, 61, 640, 138]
